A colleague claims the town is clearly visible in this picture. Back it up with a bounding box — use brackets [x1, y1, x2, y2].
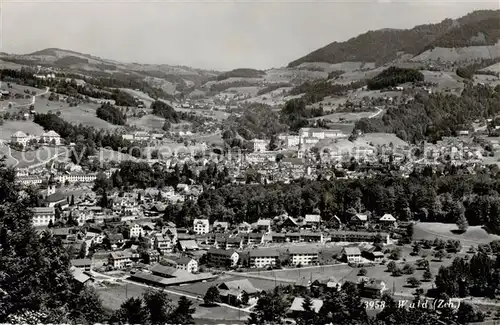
[1, 5, 500, 325]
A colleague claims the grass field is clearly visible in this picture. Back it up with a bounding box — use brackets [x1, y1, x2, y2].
[128, 114, 166, 132]
[414, 222, 500, 246]
[10, 146, 66, 168]
[33, 98, 120, 130]
[96, 282, 247, 322]
[0, 120, 45, 141]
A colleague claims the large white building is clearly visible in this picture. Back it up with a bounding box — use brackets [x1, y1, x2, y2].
[58, 172, 98, 184]
[32, 207, 56, 227]
[251, 139, 268, 152]
[299, 128, 345, 146]
[289, 247, 319, 266]
[249, 249, 279, 268]
[41, 130, 61, 145]
[193, 218, 210, 235]
[278, 135, 300, 148]
[129, 224, 145, 238]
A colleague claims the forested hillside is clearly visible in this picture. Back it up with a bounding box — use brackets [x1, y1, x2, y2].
[367, 67, 424, 90]
[288, 10, 500, 67]
[355, 84, 500, 142]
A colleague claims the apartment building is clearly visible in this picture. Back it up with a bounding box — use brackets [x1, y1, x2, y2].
[248, 249, 279, 268]
[108, 251, 133, 269]
[207, 248, 239, 267]
[129, 224, 145, 238]
[289, 247, 319, 266]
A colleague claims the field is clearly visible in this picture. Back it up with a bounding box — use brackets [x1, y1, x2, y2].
[10, 146, 65, 168]
[33, 98, 120, 130]
[0, 120, 45, 141]
[96, 282, 248, 322]
[128, 114, 166, 132]
[360, 133, 409, 147]
[414, 222, 500, 246]
[119, 88, 155, 108]
[309, 111, 378, 123]
[421, 70, 464, 91]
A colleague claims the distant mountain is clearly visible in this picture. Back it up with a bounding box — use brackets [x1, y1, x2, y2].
[288, 10, 500, 67]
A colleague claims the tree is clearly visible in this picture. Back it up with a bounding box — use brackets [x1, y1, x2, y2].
[416, 258, 429, 270]
[297, 296, 317, 325]
[407, 277, 421, 288]
[456, 302, 485, 323]
[68, 286, 106, 324]
[246, 287, 288, 325]
[70, 194, 75, 206]
[111, 297, 147, 324]
[78, 241, 87, 259]
[203, 286, 221, 306]
[390, 248, 401, 260]
[241, 291, 249, 306]
[402, 263, 415, 275]
[168, 296, 195, 324]
[387, 261, 397, 273]
[412, 244, 421, 256]
[435, 249, 446, 261]
[456, 212, 469, 233]
[143, 289, 172, 324]
[358, 268, 367, 276]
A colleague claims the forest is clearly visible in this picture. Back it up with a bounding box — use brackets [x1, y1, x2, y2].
[366, 67, 424, 90]
[96, 102, 127, 125]
[456, 58, 500, 79]
[216, 68, 266, 81]
[289, 80, 364, 105]
[355, 84, 500, 142]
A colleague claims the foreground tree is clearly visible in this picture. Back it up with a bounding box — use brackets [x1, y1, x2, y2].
[203, 286, 221, 306]
[143, 289, 172, 324]
[168, 296, 195, 324]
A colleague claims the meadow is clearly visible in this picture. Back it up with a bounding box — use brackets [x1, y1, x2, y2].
[413, 222, 500, 246]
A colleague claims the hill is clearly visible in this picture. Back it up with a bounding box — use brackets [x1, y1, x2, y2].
[288, 10, 500, 67]
[216, 68, 266, 81]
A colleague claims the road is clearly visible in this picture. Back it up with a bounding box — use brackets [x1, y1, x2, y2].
[2, 87, 49, 110]
[369, 107, 384, 119]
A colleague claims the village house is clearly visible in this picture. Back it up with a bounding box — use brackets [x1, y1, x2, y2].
[165, 256, 198, 273]
[177, 239, 200, 252]
[225, 237, 244, 250]
[342, 246, 362, 263]
[217, 279, 259, 306]
[288, 247, 319, 266]
[16, 175, 43, 186]
[379, 213, 397, 226]
[212, 221, 229, 233]
[248, 249, 279, 268]
[328, 230, 390, 244]
[108, 251, 133, 269]
[31, 207, 55, 227]
[304, 214, 321, 229]
[41, 130, 62, 145]
[255, 218, 272, 233]
[251, 139, 268, 152]
[70, 258, 93, 272]
[350, 213, 368, 227]
[237, 222, 252, 233]
[154, 234, 173, 254]
[288, 297, 323, 316]
[193, 218, 210, 235]
[206, 248, 239, 267]
[360, 278, 387, 298]
[311, 276, 341, 291]
[129, 223, 145, 238]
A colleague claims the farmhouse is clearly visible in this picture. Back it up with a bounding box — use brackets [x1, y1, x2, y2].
[70, 258, 93, 272]
[164, 256, 198, 273]
[217, 279, 259, 305]
[41, 130, 61, 145]
[341, 246, 362, 263]
[108, 251, 132, 269]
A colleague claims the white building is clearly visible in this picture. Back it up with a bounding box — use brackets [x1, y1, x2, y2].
[166, 257, 198, 273]
[108, 251, 133, 269]
[11, 131, 30, 146]
[32, 207, 56, 227]
[342, 247, 362, 263]
[58, 172, 98, 184]
[17, 176, 43, 186]
[129, 224, 145, 238]
[193, 218, 210, 235]
[249, 250, 279, 268]
[251, 139, 268, 152]
[41, 130, 61, 145]
[289, 247, 319, 266]
[207, 248, 239, 267]
[278, 135, 300, 148]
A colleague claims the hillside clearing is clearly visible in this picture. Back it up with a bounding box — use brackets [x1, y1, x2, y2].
[413, 222, 500, 246]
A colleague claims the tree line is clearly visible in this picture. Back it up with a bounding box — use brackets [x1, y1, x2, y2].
[33, 113, 141, 163]
[366, 67, 424, 90]
[96, 102, 127, 125]
[355, 84, 500, 142]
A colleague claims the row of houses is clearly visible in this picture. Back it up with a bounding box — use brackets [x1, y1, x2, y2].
[11, 130, 62, 146]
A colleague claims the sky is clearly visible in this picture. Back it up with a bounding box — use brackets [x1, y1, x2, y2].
[0, 0, 498, 71]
